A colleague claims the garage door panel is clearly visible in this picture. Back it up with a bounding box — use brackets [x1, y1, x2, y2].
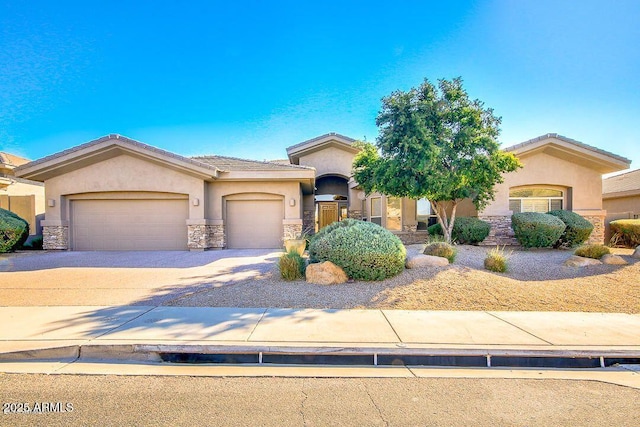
[226, 200, 283, 249]
[72, 199, 188, 251]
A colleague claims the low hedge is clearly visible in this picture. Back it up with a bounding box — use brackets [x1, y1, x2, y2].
[0, 208, 29, 253]
[609, 219, 640, 248]
[427, 217, 491, 245]
[511, 212, 566, 248]
[547, 210, 593, 248]
[309, 219, 406, 281]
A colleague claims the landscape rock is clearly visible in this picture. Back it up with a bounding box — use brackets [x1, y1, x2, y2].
[601, 254, 628, 265]
[563, 255, 602, 267]
[406, 254, 449, 268]
[633, 246, 640, 259]
[305, 261, 348, 285]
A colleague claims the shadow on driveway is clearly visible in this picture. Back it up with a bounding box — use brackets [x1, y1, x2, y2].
[0, 249, 280, 271]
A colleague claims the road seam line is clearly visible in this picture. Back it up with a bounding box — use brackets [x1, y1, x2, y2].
[486, 312, 554, 345]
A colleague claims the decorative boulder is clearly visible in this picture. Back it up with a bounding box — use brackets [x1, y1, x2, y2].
[306, 261, 348, 285]
[601, 254, 628, 265]
[633, 247, 640, 259]
[405, 254, 449, 268]
[563, 255, 602, 267]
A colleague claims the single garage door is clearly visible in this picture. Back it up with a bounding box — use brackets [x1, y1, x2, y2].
[71, 199, 189, 250]
[226, 200, 283, 249]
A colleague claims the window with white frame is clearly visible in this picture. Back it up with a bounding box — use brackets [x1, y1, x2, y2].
[370, 197, 382, 225]
[416, 198, 432, 230]
[509, 188, 563, 214]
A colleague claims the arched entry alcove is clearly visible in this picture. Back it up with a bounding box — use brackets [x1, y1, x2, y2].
[315, 175, 349, 230]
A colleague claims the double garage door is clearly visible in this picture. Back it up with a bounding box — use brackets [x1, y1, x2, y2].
[70, 198, 284, 250]
[71, 199, 189, 251]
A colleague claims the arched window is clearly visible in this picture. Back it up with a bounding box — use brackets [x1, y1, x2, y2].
[509, 188, 563, 214]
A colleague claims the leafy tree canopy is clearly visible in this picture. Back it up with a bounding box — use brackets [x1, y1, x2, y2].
[353, 77, 522, 242]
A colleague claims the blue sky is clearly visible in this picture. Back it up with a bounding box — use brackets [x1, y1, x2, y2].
[1, 0, 639, 171]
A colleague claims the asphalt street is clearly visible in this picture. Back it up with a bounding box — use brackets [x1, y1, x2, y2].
[1, 374, 638, 426]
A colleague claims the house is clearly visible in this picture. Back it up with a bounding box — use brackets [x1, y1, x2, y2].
[14, 132, 630, 251]
[1, 151, 45, 240]
[602, 169, 640, 241]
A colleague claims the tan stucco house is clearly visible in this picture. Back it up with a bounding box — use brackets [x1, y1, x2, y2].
[14, 132, 630, 251]
[1, 152, 45, 239]
[602, 169, 640, 241]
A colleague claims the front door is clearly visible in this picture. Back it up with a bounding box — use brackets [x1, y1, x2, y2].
[318, 202, 339, 229]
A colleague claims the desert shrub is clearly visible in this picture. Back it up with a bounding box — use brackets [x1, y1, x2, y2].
[279, 250, 306, 281]
[484, 246, 510, 273]
[427, 223, 442, 236]
[0, 208, 29, 253]
[511, 212, 566, 248]
[574, 244, 610, 259]
[308, 219, 406, 281]
[547, 210, 593, 248]
[423, 242, 456, 263]
[425, 217, 490, 244]
[609, 219, 640, 248]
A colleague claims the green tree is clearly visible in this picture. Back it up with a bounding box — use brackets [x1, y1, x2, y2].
[353, 77, 522, 244]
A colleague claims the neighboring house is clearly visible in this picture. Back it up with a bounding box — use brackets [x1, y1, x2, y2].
[602, 169, 640, 241]
[0, 151, 45, 239]
[14, 132, 631, 251]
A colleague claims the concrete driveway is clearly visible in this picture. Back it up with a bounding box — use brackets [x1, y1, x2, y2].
[0, 249, 281, 306]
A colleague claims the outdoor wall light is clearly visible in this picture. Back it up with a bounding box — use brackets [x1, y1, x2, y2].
[192, 198, 200, 206]
[289, 198, 296, 207]
[47, 199, 55, 207]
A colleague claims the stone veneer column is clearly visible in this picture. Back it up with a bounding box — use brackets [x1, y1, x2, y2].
[582, 214, 605, 245]
[41, 221, 69, 250]
[187, 220, 225, 250]
[302, 210, 315, 235]
[283, 220, 303, 241]
[478, 215, 519, 246]
[348, 210, 363, 220]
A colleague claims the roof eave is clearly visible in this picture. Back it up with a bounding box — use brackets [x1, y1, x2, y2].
[15, 135, 221, 182]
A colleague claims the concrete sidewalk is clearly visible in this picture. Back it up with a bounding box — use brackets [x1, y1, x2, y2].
[1, 306, 639, 361]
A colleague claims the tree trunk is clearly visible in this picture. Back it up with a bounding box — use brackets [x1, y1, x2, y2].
[431, 200, 459, 244]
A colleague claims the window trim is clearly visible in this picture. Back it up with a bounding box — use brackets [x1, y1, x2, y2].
[370, 197, 382, 225]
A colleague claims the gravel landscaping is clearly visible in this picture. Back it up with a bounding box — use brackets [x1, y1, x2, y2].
[169, 245, 640, 313]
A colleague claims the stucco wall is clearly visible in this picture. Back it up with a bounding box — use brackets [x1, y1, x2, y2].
[298, 146, 355, 179]
[1, 180, 45, 235]
[206, 180, 301, 220]
[482, 151, 604, 216]
[43, 154, 206, 222]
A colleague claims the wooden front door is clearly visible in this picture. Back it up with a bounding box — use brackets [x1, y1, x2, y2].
[318, 202, 339, 229]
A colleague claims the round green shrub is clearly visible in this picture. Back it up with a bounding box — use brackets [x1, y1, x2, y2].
[279, 250, 306, 281]
[511, 212, 566, 248]
[609, 219, 640, 248]
[425, 217, 490, 245]
[0, 208, 29, 253]
[547, 210, 593, 248]
[574, 244, 610, 259]
[308, 219, 406, 281]
[423, 242, 456, 263]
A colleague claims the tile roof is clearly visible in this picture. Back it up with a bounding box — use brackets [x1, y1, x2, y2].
[286, 132, 356, 152]
[192, 155, 313, 172]
[603, 169, 640, 194]
[15, 134, 221, 174]
[0, 152, 31, 167]
[505, 133, 631, 164]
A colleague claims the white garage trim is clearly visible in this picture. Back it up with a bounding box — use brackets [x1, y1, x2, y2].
[226, 199, 283, 249]
[71, 198, 188, 250]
